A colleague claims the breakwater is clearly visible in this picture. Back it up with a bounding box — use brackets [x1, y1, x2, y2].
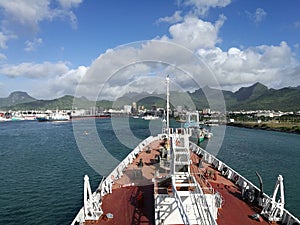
[227, 121, 300, 134]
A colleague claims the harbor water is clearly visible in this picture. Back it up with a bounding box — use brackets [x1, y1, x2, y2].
[0, 118, 299, 224]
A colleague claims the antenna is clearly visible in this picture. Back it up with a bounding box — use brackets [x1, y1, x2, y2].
[166, 75, 170, 135]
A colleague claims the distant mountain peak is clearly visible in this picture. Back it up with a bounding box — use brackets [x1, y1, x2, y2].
[0, 91, 37, 108]
[234, 82, 268, 102]
[8, 91, 34, 98]
[1, 81, 300, 111]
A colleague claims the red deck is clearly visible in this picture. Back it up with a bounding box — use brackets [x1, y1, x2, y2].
[85, 140, 277, 225]
[190, 152, 275, 225]
[84, 140, 163, 225]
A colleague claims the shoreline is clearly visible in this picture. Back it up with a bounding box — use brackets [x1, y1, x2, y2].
[227, 121, 300, 134]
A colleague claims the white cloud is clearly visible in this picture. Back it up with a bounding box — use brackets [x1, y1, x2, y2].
[156, 11, 183, 24]
[156, 0, 231, 25]
[0, 32, 9, 49]
[0, 0, 83, 36]
[163, 15, 226, 50]
[254, 8, 267, 23]
[24, 38, 43, 52]
[69, 32, 299, 102]
[246, 8, 267, 23]
[31, 65, 87, 99]
[58, 0, 83, 9]
[197, 41, 299, 90]
[73, 40, 224, 102]
[258, 41, 293, 68]
[0, 1, 297, 101]
[0, 61, 69, 79]
[183, 0, 232, 16]
[0, 0, 51, 34]
[7, 40, 298, 101]
[0, 53, 7, 61]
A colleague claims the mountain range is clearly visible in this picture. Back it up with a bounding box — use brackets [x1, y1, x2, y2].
[1, 83, 300, 112]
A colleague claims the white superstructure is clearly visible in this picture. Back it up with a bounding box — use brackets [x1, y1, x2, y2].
[154, 129, 220, 225]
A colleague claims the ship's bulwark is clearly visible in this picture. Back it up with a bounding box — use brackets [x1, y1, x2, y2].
[81, 133, 298, 225]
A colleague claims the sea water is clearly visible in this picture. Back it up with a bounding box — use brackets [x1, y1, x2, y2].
[0, 118, 299, 225]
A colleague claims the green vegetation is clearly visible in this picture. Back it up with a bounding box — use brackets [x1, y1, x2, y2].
[1, 94, 113, 111]
[0, 91, 36, 108]
[1, 82, 300, 112]
[190, 83, 300, 111]
[229, 121, 300, 134]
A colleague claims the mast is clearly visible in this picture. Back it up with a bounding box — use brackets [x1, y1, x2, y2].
[166, 75, 170, 135]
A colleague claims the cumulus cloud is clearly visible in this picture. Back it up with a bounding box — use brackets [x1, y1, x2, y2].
[14, 39, 299, 100]
[24, 38, 43, 52]
[0, 0, 83, 36]
[0, 0, 298, 101]
[31, 65, 87, 99]
[197, 41, 299, 90]
[73, 40, 224, 104]
[162, 15, 226, 50]
[70, 19, 299, 102]
[0, 61, 69, 79]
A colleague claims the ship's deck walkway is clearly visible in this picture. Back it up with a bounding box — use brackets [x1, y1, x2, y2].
[84, 140, 164, 225]
[190, 151, 278, 225]
[84, 139, 278, 225]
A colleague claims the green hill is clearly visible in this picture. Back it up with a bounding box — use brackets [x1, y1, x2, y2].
[8, 95, 113, 111]
[232, 87, 300, 111]
[234, 82, 268, 102]
[2, 82, 300, 112]
[0, 91, 37, 108]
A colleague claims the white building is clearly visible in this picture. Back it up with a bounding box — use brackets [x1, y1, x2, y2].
[123, 105, 132, 114]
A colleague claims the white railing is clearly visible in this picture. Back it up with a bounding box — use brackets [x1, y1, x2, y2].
[172, 180, 192, 225]
[189, 142, 300, 225]
[189, 192, 217, 225]
[72, 135, 159, 225]
[101, 136, 158, 195]
[190, 176, 218, 225]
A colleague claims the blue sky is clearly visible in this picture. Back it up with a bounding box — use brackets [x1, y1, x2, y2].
[0, 0, 300, 100]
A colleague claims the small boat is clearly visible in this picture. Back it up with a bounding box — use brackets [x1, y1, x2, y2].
[142, 115, 160, 120]
[197, 130, 205, 143]
[183, 112, 211, 143]
[202, 127, 213, 139]
[11, 116, 26, 121]
[36, 111, 70, 122]
[0, 116, 12, 122]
